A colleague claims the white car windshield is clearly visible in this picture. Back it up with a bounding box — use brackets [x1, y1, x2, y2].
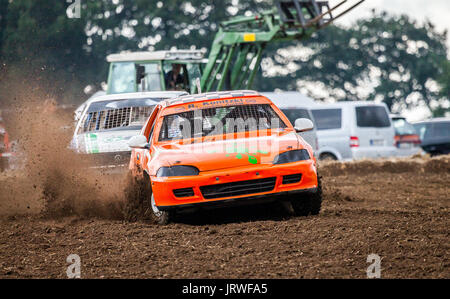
[78, 98, 159, 133]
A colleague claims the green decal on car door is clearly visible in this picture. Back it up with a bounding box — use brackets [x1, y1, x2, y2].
[85, 133, 99, 154]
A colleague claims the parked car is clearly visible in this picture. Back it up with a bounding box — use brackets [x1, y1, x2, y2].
[127, 90, 322, 224]
[390, 114, 422, 157]
[413, 118, 450, 156]
[71, 91, 187, 171]
[310, 101, 397, 160]
[262, 92, 318, 152]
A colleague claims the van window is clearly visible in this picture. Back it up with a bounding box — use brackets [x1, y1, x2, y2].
[281, 109, 312, 126]
[356, 106, 390, 128]
[311, 109, 342, 130]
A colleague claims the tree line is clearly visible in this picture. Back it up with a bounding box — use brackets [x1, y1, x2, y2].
[0, 0, 448, 116]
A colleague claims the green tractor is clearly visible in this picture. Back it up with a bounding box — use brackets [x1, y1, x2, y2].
[105, 0, 364, 95]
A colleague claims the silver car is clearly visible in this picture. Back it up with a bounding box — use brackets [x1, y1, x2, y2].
[263, 92, 318, 152]
[310, 101, 397, 161]
[413, 118, 450, 156]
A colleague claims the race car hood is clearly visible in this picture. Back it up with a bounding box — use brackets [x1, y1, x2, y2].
[73, 130, 140, 154]
[152, 130, 307, 172]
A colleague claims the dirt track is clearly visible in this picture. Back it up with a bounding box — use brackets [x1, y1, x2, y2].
[0, 156, 449, 278]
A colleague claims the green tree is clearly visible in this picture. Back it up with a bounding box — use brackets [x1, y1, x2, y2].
[0, 0, 8, 52]
[258, 11, 449, 116]
[434, 58, 450, 117]
[1, 0, 272, 104]
[0, 0, 92, 103]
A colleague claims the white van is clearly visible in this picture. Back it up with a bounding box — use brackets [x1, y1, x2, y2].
[310, 102, 396, 160]
[262, 92, 318, 151]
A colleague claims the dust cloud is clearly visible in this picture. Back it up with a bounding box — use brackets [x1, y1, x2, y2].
[0, 87, 125, 219]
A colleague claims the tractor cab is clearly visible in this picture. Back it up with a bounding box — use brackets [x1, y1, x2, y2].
[106, 50, 205, 94]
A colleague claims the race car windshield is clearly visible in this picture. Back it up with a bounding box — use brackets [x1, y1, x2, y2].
[158, 104, 287, 141]
[79, 98, 159, 133]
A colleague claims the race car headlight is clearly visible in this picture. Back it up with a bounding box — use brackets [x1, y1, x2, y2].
[156, 165, 200, 177]
[273, 149, 310, 165]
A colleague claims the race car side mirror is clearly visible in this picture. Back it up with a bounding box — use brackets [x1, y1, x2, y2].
[128, 135, 150, 149]
[294, 118, 314, 133]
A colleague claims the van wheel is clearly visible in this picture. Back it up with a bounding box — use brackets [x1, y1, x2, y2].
[319, 153, 337, 161]
[147, 194, 172, 225]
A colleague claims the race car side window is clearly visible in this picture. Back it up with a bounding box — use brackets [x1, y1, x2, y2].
[143, 106, 161, 142]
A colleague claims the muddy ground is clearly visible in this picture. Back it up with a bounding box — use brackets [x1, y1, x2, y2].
[0, 156, 448, 279]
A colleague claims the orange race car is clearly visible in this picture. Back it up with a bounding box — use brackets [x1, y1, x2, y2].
[127, 90, 322, 224]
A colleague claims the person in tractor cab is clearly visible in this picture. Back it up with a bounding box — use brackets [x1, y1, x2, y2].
[165, 64, 184, 90]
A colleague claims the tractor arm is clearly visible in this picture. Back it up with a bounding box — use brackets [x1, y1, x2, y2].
[198, 0, 364, 93]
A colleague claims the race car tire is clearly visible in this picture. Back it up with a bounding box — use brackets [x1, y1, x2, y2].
[290, 195, 311, 216]
[310, 174, 323, 215]
[148, 194, 172, 225]
[290, 173, 323, 216]
[124, 172, 153, 222]
[123, 171, 173, 224]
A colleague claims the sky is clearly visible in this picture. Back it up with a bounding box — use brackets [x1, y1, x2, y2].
[330, 0, 450, 53]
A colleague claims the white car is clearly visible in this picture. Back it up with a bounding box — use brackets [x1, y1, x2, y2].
[71, 91, 187, 170]
[74, 90, 106, 123]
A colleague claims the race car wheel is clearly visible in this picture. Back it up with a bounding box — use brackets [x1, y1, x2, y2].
[123, 172, 150, 222]
[310, 175, 323, 215]
[290, 196, 311, 216]
[124, 172, 172, 225]
[290, 174, 323, 216]
[148, 194, 171, 225]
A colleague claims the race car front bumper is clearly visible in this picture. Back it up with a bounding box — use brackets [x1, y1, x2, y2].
[151, 159, 318, 210]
